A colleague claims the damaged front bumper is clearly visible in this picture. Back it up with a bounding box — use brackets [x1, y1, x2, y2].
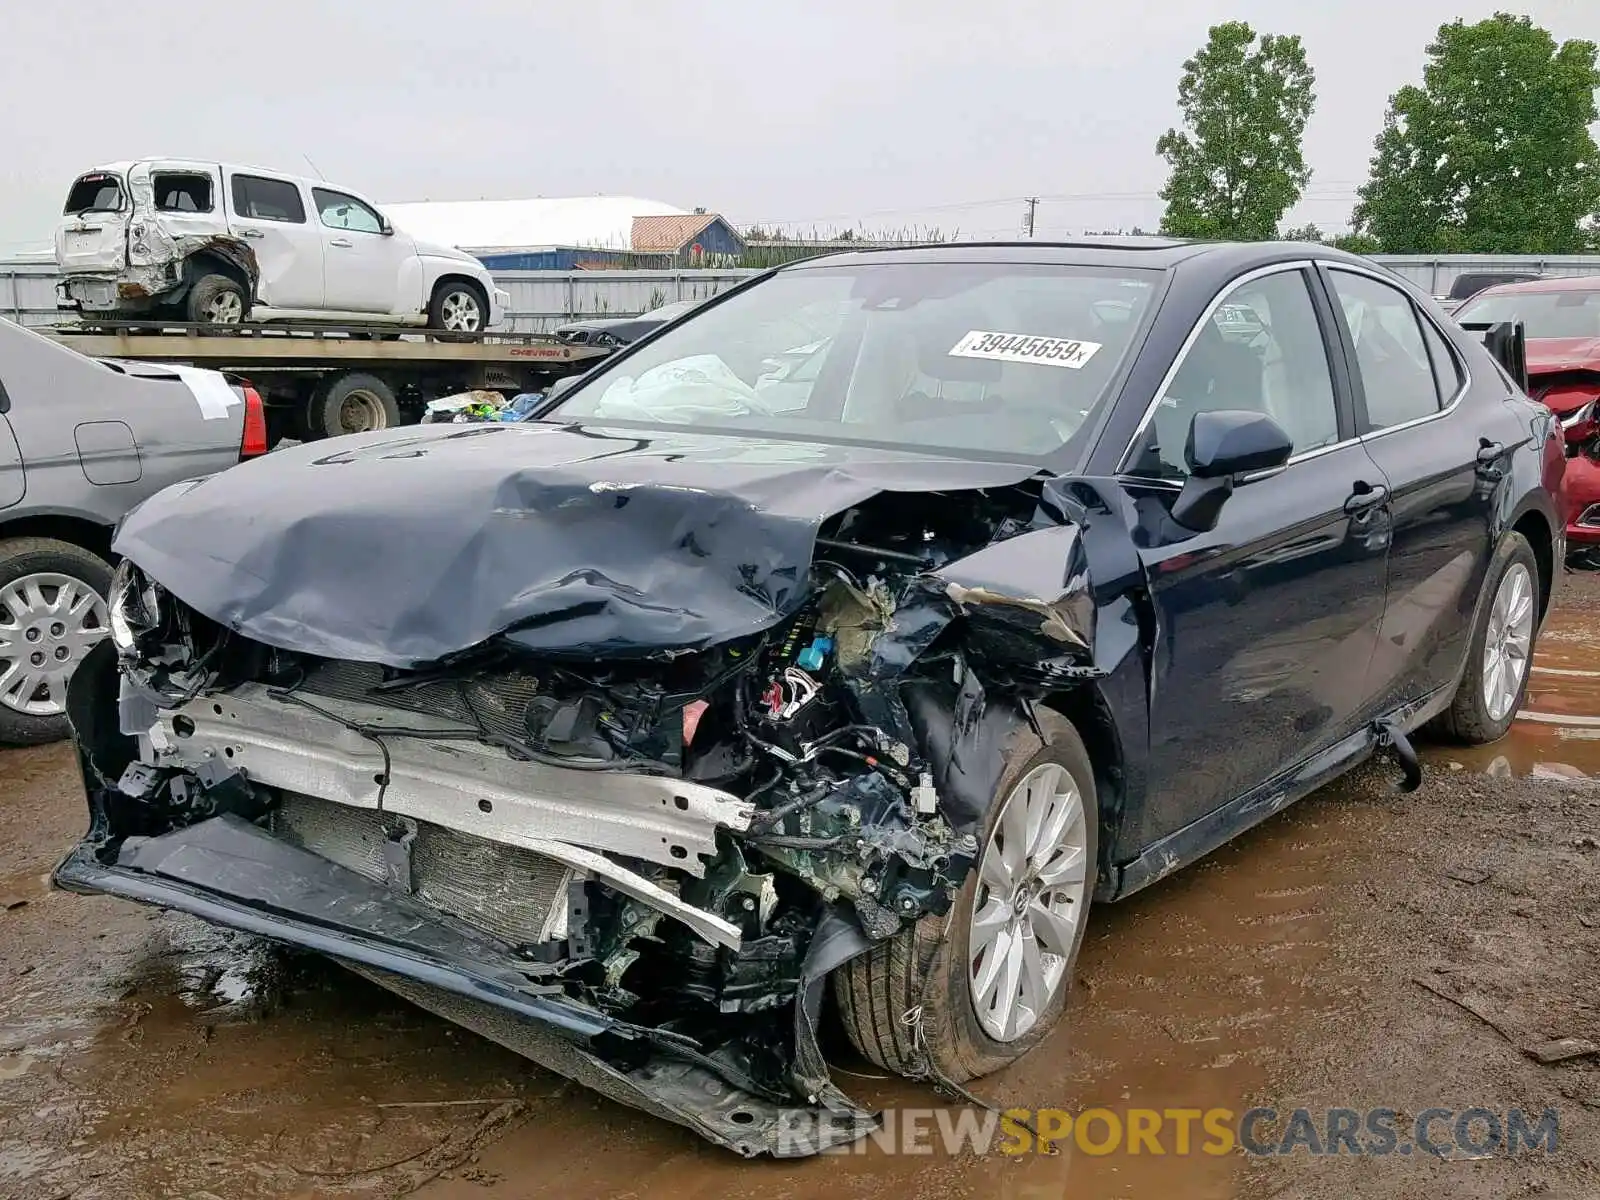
[55, 815, 870, 1156]
[55, 644, 879, 1156]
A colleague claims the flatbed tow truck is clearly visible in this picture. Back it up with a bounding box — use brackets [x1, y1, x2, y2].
[44, 319, 609, 443]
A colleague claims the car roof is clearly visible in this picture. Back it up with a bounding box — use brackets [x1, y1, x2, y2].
[1472, 275, 1600, 298]
[778, 238, 1373, 275]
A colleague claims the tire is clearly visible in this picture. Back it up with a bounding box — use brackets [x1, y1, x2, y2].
[0, 538, 114, 746]
[428, 281, 488, 335]
[1434, 531, 1541, 744]
[185, 273, 247, 325]
[833, 710, 1098, 1082]
[306, 372, 400, 438]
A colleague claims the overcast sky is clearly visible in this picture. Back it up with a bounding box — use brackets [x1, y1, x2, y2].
[1, 0, 1595, 253]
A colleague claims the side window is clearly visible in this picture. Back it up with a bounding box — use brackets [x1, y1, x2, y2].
[312, 188, 384, 234]
[1420, 319, 1463, 403]
[1131, 269, 1340, 478]
[152, 172, 214, 214]
[1328, 270, 1441, 431]
[230, 174, 306, 224]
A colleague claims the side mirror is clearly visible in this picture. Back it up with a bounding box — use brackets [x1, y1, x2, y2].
[378, 216, 394, 236]
[1171, 409, 1293, 532]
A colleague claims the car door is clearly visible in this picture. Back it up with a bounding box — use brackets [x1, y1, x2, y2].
[1321, 264, 1504, 715]
[312, 186, 416, 314]
[224, 172, 323, 310]
[1120, 264, 1391, 848]
[0, 376, 23, 510]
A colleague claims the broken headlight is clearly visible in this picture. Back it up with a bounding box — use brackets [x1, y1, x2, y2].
[107, 560, 164, 658]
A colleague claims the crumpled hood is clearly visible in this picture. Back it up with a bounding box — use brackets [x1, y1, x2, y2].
[113, 422, 1037, 667]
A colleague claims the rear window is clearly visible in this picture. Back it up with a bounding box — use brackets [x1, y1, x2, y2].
[154, 172, 213, 213]
[1456, 289, 1600, 340]
[63, 174, 124, 215]
[230, 174, 306, 223]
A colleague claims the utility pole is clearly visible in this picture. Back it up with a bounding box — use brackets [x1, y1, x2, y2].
[1023, 197, 1039, 238]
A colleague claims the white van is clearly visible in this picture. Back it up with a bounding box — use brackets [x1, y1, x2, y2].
[54, 160, 509, 331]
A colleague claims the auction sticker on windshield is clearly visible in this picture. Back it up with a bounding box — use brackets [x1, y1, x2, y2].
[949, 331, 1102, 369]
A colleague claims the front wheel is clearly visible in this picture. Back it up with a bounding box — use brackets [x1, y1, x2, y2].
[0, 538, 113, 746]
[1435, 532, 1541, 744]
[833, 711, 1098, 1082]
[428, 282, 487, 334]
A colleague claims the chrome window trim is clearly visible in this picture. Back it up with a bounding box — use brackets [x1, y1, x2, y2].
[1115, 260, 1322, 475]
[1315, 259, 1473, 443]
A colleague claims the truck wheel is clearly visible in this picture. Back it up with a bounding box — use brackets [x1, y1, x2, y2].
[308, 373, 401, 438]
[186, 274, 247, 325]
[0, 538, 113, 746]
[429, 281, 487, 335]
[833, 710, 1098, 1082]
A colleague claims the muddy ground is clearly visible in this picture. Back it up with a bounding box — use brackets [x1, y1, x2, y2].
[2, 579, 1599, 1199]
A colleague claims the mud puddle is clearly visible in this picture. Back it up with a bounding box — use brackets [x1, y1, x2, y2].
[1428, 605, 1600, 780]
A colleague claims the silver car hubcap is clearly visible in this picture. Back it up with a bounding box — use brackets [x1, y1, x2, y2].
[0, 572, 110, 717]
[967, 762, 1090, 1042]
[440, 290, 482, 331]
[1482, 562, 1534, 722]
[206, 291, 243, 323]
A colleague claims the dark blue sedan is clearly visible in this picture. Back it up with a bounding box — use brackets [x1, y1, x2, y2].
[57, 238, 1563, 1156]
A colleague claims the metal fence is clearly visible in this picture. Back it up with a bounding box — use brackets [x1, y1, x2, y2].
[7, 255, 1600, 332]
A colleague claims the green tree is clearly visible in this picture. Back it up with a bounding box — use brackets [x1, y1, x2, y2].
[1352, 14, 1600, 253]
[1280, 222, 1326, 242]
[1330, 231, 1382, 255]
[1157, 22, 1317, 240]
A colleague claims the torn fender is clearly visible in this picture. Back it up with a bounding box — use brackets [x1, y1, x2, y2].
[112, 422, 1036, 667]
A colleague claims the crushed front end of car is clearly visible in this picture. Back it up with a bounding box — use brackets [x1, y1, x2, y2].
[54, 424, 1110, 1156]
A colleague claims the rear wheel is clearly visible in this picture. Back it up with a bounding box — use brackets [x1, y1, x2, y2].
[306, 372, 400, 438]
[0, 539, 112, 746]
[834, 711, 1097, 1082]
[186, 273, 247, 325]
[1435, 532, 1540, 744]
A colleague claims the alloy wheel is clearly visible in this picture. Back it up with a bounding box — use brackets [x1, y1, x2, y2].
[0, 572, 110, 716]
[967, 761, 1091, 1042]
[1482, 562, 1534, 723]
[206, 291, 244, 324]
[440, 290, 483, 332]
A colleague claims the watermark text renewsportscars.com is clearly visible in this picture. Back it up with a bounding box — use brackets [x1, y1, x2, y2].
[778, 1106, 1560, 1158]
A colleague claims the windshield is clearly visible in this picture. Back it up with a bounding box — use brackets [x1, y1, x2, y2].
[1456, 288, 1600, 340]
[546, 261, 1160, 460]
[63, 173, 126, 215]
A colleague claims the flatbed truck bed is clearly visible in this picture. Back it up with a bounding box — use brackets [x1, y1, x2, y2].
[43, 319, 608, 440]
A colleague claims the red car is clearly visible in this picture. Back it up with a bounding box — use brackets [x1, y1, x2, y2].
[1456, 276, 1600, 550]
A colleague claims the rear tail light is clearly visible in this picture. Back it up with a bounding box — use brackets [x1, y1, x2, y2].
[240, 384, 268, 458]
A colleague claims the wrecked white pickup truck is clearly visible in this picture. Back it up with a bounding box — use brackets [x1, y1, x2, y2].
[54, 160, 506, 330]
[53, 241, 1561, 1156]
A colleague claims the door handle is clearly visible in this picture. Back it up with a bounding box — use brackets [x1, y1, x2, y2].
[1344, 481, 1389, 515]
[329, 237, 353, 248]
[238, 228, 264, 239]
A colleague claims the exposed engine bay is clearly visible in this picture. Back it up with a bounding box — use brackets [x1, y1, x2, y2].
[57, 430, 1108, 1156]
